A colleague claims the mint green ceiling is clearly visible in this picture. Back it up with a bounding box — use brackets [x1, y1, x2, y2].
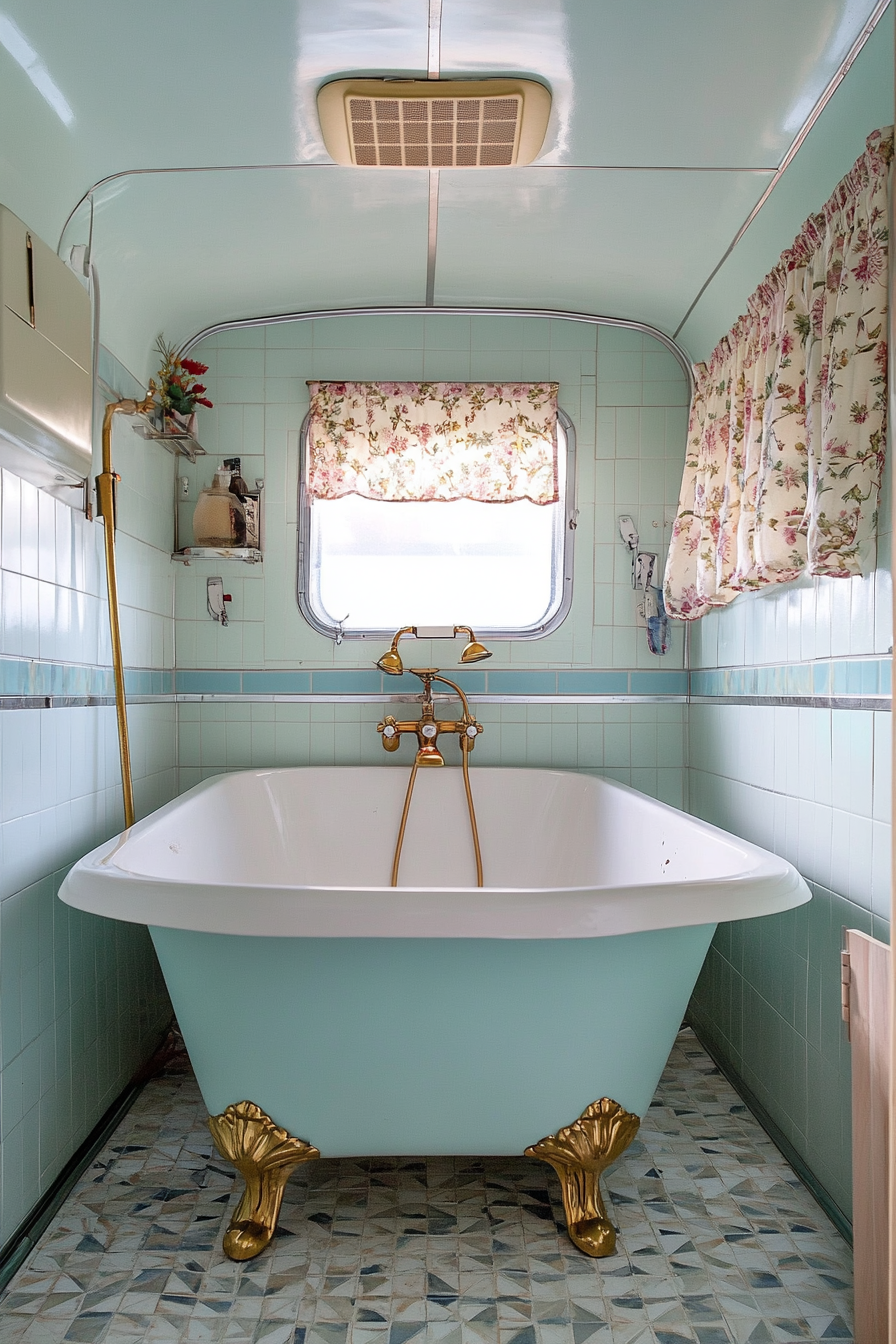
[434, 169, 772, 332]
[679, 3, 894, 359]
[0, 0, 889, 377]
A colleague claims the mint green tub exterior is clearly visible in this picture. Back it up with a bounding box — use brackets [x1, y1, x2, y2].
[149, 925, 715, 1156]
[60, 766, 810, 1156]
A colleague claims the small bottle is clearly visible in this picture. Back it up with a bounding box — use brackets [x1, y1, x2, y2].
[224, 456, 249, 498]
[224, 456, 260, 550]
[192, 465, 247, 547]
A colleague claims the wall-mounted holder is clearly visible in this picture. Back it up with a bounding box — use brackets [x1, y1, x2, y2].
[207, 577, 232, 626]
[617, 515, 668, 650]
[131, 410, 207, 464]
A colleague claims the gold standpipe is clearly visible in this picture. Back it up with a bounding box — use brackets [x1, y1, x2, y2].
[376, 661, 486, 888]
[97, 384, 157, 830]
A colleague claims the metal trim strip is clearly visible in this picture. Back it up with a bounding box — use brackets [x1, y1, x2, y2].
[170, 693, 688, 705]
[690, 694, 890, 711]
[0, 695, 170, 710]
[1, 691, 887, 710]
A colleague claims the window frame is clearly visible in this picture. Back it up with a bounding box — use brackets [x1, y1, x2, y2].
[296, 406, 577, 642]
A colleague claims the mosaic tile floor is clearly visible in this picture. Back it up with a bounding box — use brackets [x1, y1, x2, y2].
[0, 1030, 853, 1344]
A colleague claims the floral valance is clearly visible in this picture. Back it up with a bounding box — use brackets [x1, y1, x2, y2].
[664, 125, 892, 620]
[306, 381, 559, 504]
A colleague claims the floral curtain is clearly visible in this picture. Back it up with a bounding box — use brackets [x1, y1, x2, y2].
[306, 381, 559, 504]
[664, 126, 892, 620]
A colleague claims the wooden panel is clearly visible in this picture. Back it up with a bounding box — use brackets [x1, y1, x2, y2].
[845, 929, 890, 1343]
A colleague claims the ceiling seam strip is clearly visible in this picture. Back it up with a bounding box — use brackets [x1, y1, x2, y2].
[424, 0, 441, 304]
[672, 0, 892, 342]
[427, 0, 442, 79]
[425, 172, 440, 306]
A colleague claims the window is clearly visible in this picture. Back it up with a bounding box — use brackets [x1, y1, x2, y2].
[297, 410, 575, 639]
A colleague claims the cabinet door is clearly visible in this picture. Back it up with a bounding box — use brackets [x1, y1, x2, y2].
[30, 228, 91, 373]
[0, 205, 32, 325]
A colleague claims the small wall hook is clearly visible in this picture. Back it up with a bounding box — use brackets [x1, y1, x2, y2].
[207, 577, 232, 626]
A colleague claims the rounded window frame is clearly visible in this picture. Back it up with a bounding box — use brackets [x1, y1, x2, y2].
[296, 406, 577, 643]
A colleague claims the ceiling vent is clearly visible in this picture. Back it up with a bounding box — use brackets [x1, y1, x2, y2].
[318, 78, 551, 168]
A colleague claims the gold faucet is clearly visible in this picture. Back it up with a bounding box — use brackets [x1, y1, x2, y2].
[377, 669, 482, 768]
[375, 629, 492, 887]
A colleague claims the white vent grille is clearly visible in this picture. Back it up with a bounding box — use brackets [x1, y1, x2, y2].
[317, 79, 552, 168]
[349, 95, 521, 168]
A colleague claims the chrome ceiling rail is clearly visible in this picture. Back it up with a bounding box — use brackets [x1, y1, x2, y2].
[179, 305, 696, 399]
[58, 163, 773, 257]
[673, 0, 892, 340]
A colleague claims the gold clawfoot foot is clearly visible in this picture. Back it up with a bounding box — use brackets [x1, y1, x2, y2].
[525, 1097, 640, 1257]
[208, 1101, 320, 1261]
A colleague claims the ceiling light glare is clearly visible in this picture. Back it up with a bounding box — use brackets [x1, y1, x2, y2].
[0, 14, 74, 126]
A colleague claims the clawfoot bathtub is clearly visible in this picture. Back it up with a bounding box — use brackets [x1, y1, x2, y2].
[60, 766, 809, 1259]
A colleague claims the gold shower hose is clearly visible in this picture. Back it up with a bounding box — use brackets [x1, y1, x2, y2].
[390, 727, 484, 888]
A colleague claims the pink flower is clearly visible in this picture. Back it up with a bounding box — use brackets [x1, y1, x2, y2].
[784, 527, 798, 545]
[852, 239, 885, 287]
[825, 260, 843, 292]
[826, 441, 849, 457]
[810, 295, 825, 337]
[781, 466, 801, 490]
[780, 331, 794, 357]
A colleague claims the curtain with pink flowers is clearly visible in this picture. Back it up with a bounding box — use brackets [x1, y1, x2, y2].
[664, 126, 892, 620]
[305, 380, 559, 504]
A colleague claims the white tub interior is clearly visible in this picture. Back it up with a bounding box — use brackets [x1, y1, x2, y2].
[118, 765, 756, 890]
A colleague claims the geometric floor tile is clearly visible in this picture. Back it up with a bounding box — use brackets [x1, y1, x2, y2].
[0, 1031, 853, 1344]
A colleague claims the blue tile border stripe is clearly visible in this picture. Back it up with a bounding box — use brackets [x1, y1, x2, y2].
[0, 658, 174, 699]
[0, 656, 889, 708]
[691, 657, 891, 701]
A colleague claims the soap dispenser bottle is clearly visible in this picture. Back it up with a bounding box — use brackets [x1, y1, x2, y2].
[192, 465, 247, 547]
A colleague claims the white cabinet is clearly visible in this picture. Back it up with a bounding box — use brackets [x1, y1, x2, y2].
[0, 205, 92, 498]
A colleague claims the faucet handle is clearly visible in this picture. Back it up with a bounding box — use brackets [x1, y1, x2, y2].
[377, 715, 401, 751]
[462, 720, 483, 751]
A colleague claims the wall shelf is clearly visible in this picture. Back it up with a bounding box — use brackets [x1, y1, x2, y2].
[129, 410, 265, 563]
[172, 546, 263, 565]
[131, 413, 207, 463]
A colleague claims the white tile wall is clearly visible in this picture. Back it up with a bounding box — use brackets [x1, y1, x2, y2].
[0, 410, 177, 1249]
[688, 444, 893, 1217]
